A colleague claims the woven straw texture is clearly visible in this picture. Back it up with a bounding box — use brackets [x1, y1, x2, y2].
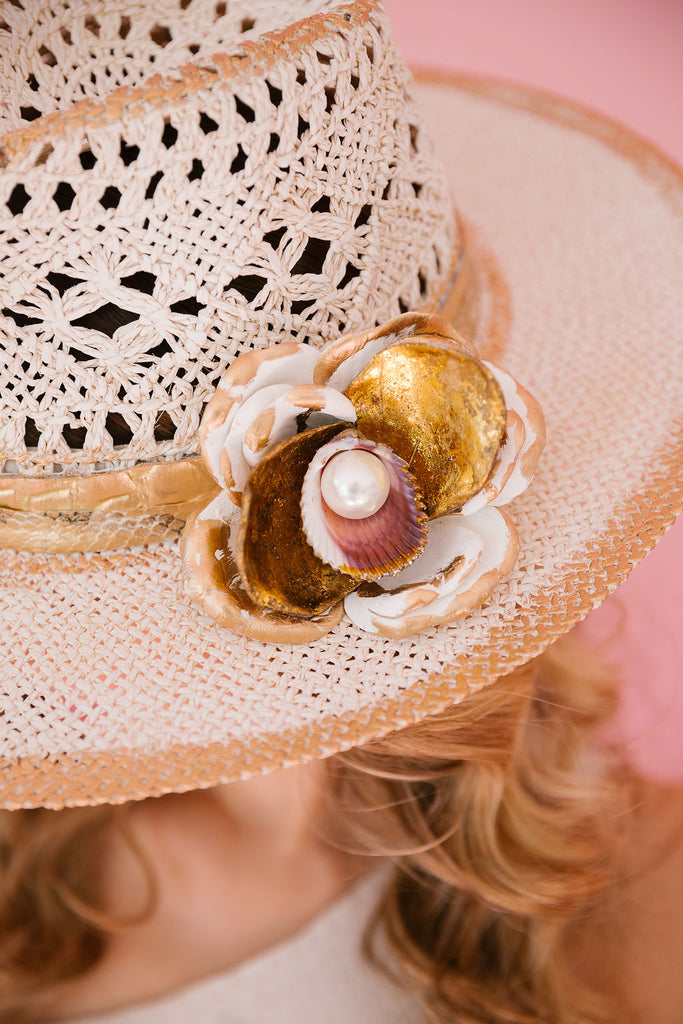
[0, 0, 457, 477]
[1, 67, 682, 807]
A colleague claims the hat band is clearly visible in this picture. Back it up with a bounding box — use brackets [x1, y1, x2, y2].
[0, 458, 218, 553]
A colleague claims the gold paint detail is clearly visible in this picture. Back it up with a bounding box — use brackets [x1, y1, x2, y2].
[345, 343, 506, 517]
[490, 410, 525, 495]
[243, 406, 276, 455]
[219, 448, 240, 506]
[285, 383, 333, 410]
[181, 503, 343, 644]
[517, 386, 547, 476]
[237, 424, 359, 617]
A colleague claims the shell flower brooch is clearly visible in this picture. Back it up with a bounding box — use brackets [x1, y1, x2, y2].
[182, 313, 545, 643]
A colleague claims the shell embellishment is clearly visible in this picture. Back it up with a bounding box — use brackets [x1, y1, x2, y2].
[181, 313, 546, 643]
[300, 433, 428, 579]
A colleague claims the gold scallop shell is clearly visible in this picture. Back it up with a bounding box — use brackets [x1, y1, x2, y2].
[236, 424, 359, 618]
[344, 342, 506, 517]
[181, 492, 344, 643]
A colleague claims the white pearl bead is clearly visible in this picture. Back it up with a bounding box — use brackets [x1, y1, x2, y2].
[320, 450, 390, 520]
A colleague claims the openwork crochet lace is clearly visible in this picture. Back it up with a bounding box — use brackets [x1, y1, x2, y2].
[0, 0, 457, 477]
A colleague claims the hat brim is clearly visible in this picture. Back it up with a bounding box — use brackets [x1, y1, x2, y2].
[3, 73, 682, 809]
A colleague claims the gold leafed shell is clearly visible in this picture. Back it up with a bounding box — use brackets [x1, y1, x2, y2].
[236, 424, 359, 617]
[313, 312, 477, 390]
[181, 492, 343, 643]
[344, 342, 506, 517]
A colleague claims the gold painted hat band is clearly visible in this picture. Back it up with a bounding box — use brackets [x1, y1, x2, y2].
[0, 458, 219, 553]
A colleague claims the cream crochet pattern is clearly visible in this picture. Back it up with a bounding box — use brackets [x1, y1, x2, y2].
[0, 0, 457, 478]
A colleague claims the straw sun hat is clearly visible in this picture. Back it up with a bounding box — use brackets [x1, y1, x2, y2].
[0, 0, 681, 809]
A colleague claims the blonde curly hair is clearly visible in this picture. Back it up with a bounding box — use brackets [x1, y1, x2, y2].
[0, 635, 635, 1023]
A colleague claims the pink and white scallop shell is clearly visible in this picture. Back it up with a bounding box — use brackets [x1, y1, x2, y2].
[300, 434, 428, 579]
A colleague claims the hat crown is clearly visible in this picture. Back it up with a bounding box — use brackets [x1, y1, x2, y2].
[0, 0, 458, 478]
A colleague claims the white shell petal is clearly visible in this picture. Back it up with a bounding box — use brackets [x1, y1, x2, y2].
[458, 409, 525, 515]
[218, 343, 320, 396]
[202, 410, 235, 487]
[460, 362, 545, 513]
[223, 383, 292, 493]
[242, 386, 357, 470]
[203, 344, 320, 484]
[344, 506, 518, 636]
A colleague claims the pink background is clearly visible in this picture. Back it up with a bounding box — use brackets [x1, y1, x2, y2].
[383, 0, 683, 780]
